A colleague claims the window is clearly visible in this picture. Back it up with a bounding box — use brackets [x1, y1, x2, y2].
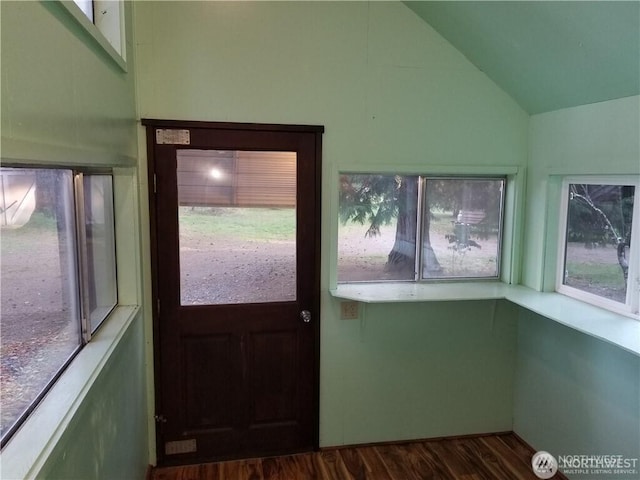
[557, 178, 639, 316]
[176, 149, 297, 305]
[0, 167, 117, 445]
[80, 174, 117, 333]
[64, 0, 126, 67]
[338, 174, 505, 283]
[73, 0, 94, 22]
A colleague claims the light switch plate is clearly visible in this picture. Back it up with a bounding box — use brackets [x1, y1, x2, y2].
[340, 301, 359, 320]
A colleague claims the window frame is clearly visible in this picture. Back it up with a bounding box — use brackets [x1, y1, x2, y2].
[75, 172, 119, 337]
[333, 165, 522, 289]
[0, 166, 118, 447]
[417, 175, 506, 282]
[555, 176, 640, 318]
[59, 0, 127, 71]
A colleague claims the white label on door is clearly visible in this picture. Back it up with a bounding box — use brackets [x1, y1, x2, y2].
[156, 129, 190, 145]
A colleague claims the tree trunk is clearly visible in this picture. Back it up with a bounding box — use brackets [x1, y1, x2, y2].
[421, 208, 443, 276]
[617, 240, 629, 281]
[386, 177, 442, 275]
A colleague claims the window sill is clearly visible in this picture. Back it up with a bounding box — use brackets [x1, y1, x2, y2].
[330, 283, 640, 356]
[331, 281, 509, 303]
[0, 305, 139, 479]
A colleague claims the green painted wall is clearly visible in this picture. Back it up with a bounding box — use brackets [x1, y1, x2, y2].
[1, 1, 137, 164]
[321, 300, 519, 445]
[516, 97, 640, 475]
[134, 1, 528, 448]
[36, 314, 149, 480]
[523, 96, 640, 290]
[514, 311, 640, 479]
[1, 1, 147, 478]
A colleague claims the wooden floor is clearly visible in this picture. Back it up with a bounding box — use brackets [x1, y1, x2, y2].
[152, 433, 548, 480]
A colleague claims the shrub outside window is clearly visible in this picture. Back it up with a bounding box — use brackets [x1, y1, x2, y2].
[557, 178, 639, 316]
[0, 167, 117, 445]
[338, 174, 505, 283]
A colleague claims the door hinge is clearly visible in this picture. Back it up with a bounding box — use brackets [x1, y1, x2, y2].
[154, 414, 167, 423]
[153, 173, 157, 194]
[156, 298, 160, 315]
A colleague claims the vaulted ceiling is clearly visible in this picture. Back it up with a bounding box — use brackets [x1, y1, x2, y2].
[405, 1, 640, 114]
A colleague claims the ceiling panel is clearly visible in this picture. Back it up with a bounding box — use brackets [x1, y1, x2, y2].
[405, 1, 640, 114]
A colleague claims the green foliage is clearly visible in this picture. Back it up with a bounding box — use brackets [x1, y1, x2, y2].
[567, 184, 634, 246]
[426, 178, 503, 221]
[338, 174, 405, 237]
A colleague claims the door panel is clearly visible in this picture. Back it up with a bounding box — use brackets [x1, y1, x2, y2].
[144, 120, 322, 465]
[183, 334, 241, 430]
[248, 329, 299, 424]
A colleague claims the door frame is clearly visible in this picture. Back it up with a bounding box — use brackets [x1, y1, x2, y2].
[142, 119, 323, 465]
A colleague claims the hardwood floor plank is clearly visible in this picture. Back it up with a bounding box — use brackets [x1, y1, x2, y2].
[153, 465, 201, 480]
[220, 459, 247, 480]
[355, 446, 394, 480]
[375, 444, 424, 480]
[288, 453, 324, 480]
[337, 448, 368, 480]
[197, 463, 222, 480]
[450, 438, 501, 480]
[319, 449, 345, 480]
[479, 435, 538, 479]
[261, 456, 282, 480]
[427, 439, 478, 479]
[244, 458, 264, 480]
[414, 441, 457, 479]
[275, 456, 302, 479]
[394, 442, 449, 480]
[311, 452, 335, 480]
[497, 433, 536, 462]
[467, 437, 529, 479]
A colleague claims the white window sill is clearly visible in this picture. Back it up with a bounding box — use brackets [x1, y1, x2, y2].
[330, 283, 640, 357]
[0, 305, 139, 479]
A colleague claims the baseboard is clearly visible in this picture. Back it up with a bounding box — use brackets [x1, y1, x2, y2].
[320, 430, 514, 452]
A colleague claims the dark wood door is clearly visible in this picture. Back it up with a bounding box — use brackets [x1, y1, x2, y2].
[143, 120, 322, 465]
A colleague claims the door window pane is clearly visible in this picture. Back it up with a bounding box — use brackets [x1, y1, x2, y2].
[177, 150, 297, 305]
[0, 168, 81, 438]
[563, 183, 635, 304]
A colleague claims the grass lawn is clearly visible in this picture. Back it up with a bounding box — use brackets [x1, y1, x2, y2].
[178, 206, 295, 241]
